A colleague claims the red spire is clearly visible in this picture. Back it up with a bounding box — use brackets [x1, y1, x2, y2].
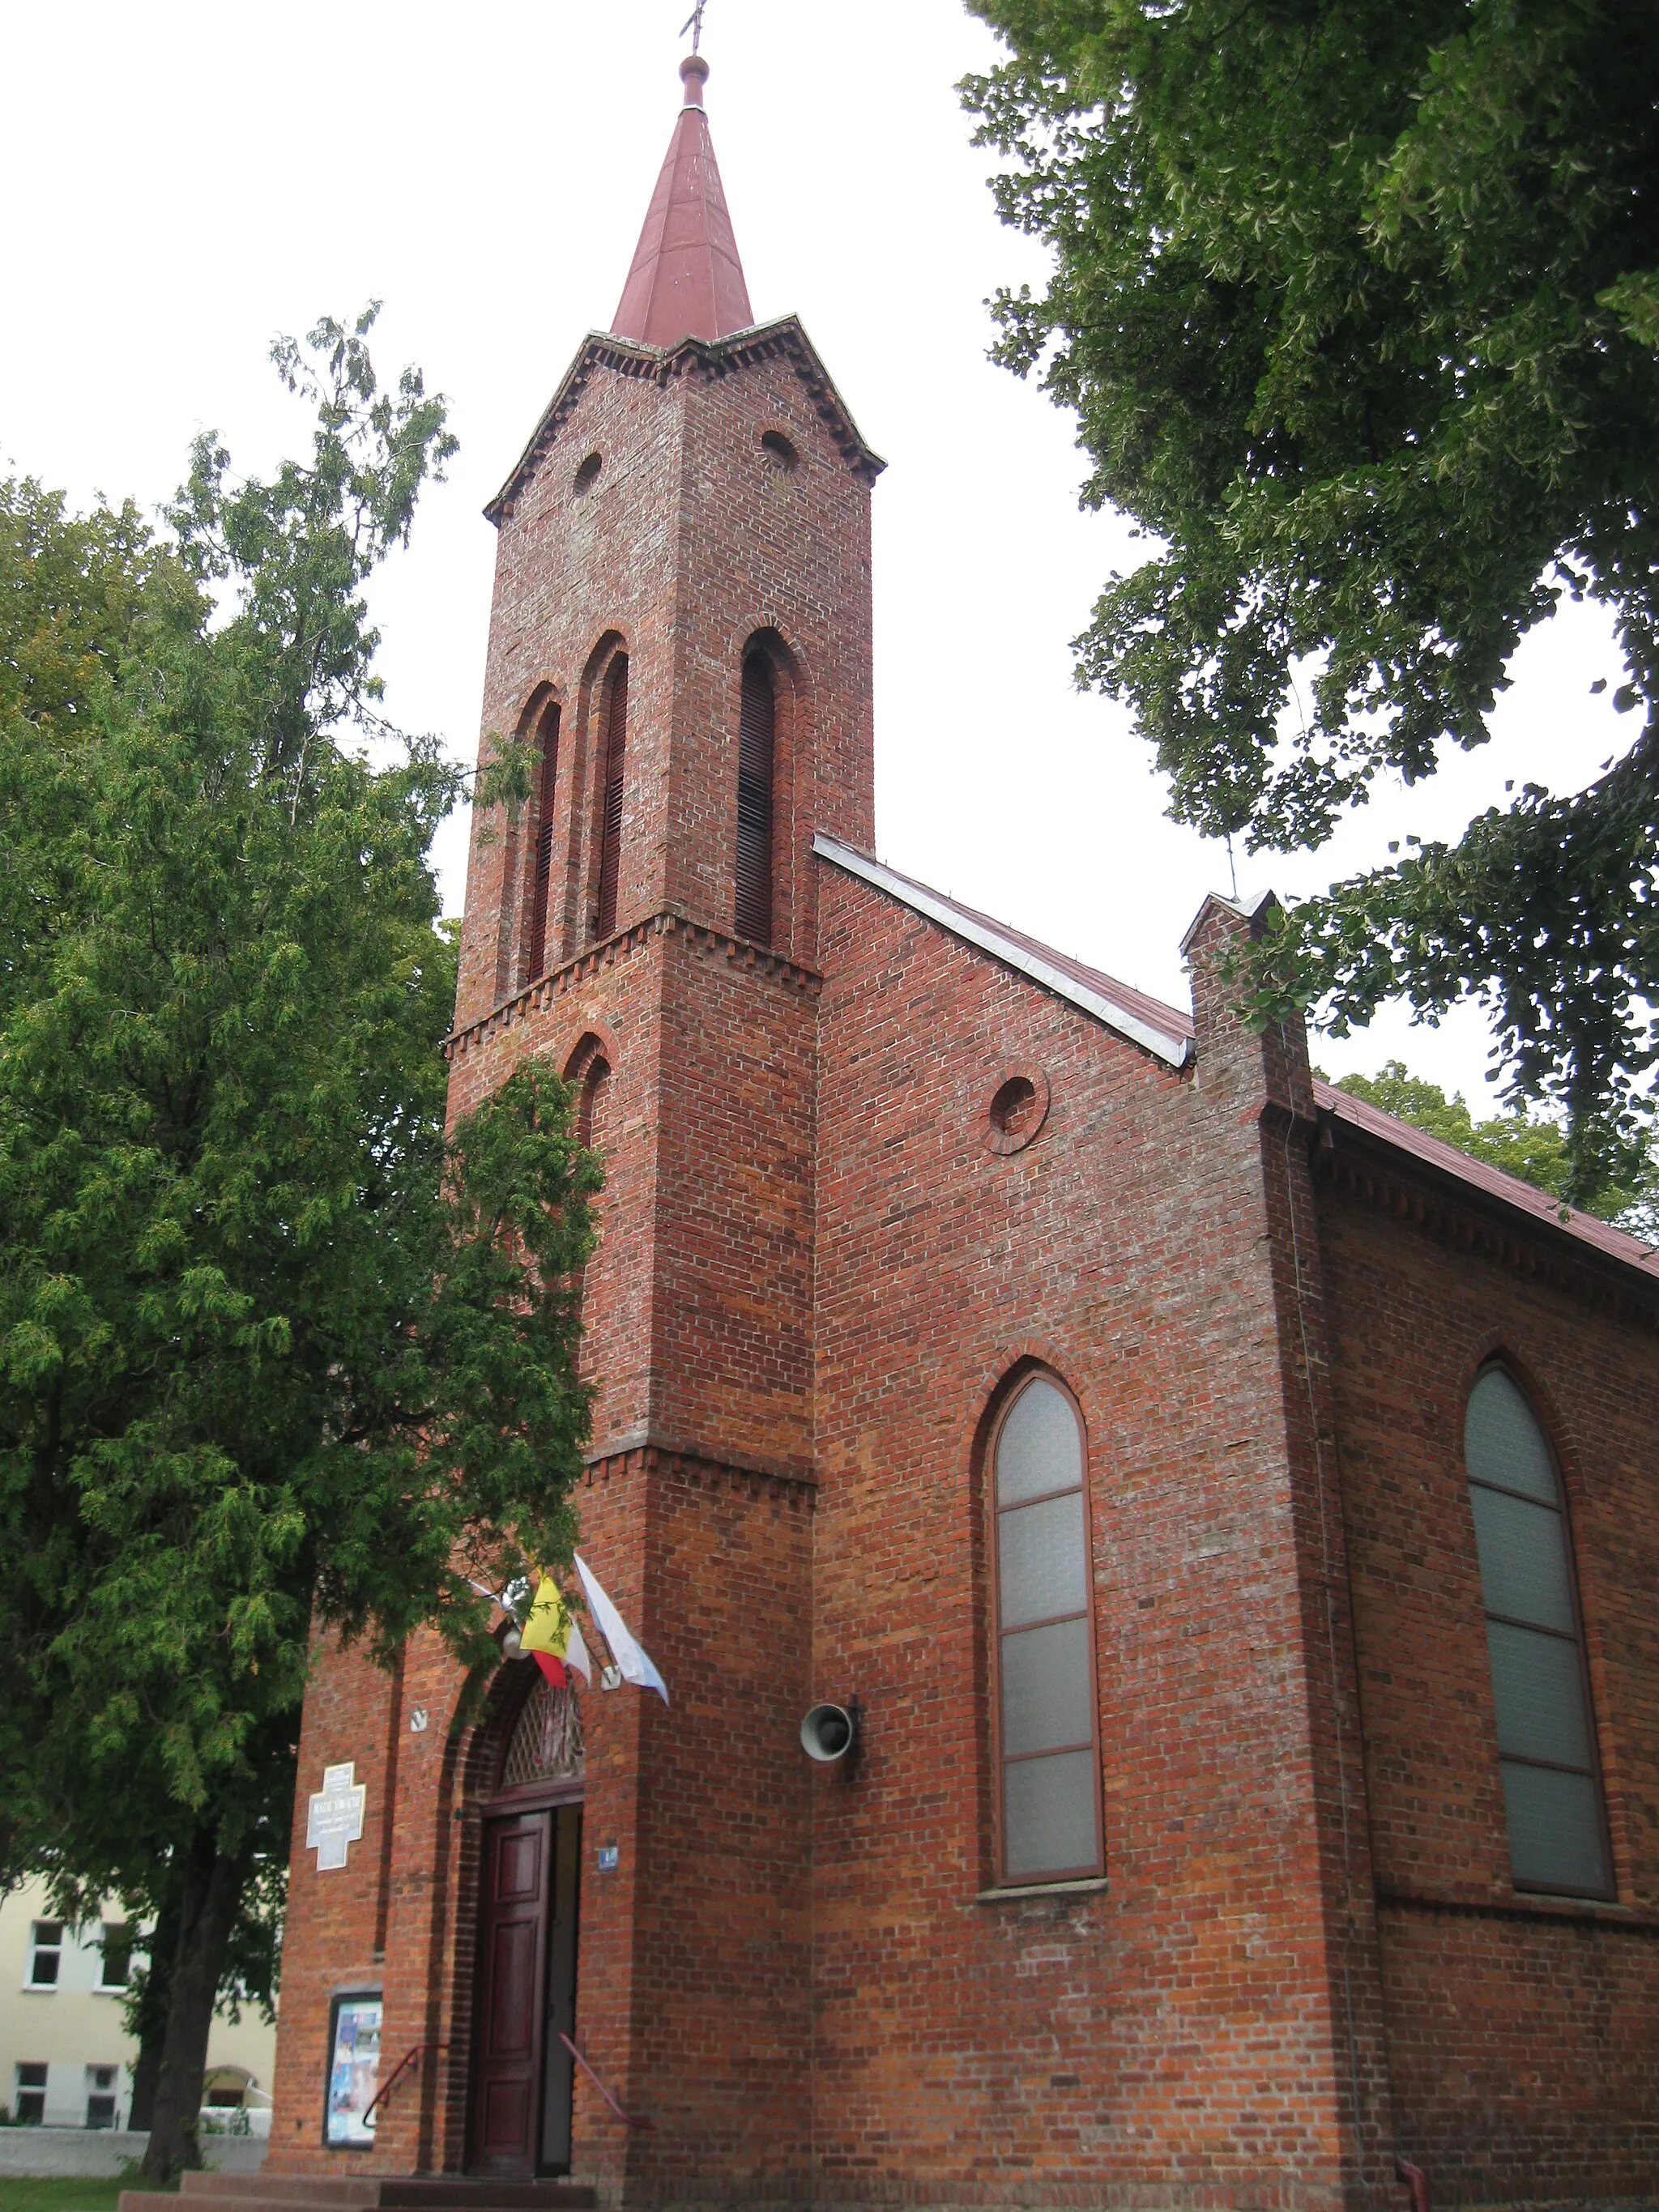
[612, 55, 754, 349]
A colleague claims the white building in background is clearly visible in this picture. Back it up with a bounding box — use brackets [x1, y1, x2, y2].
[0, 1877, 277, 2133]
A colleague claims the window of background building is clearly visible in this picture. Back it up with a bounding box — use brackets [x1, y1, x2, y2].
[1465, 1365, 1611, 1897]
[26, 1922, 62, 1987]
[85, 2065, 118, 2129]
[990, 1373, 1103, 1884]
[99, 1923, 133, 1990]
[13, 2063, 47, 2124]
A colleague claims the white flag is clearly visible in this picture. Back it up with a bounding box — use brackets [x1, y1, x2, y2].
[565, 1615, 595, 1686]
[574, 1553, 669, 1703]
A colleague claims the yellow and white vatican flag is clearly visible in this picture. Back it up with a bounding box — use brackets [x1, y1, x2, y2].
[574, 1552, 669, 1704]
[520, 1572, 594, 1690]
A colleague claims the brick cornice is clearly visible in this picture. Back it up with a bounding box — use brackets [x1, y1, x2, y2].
[582, 1436, 817, 1503]
[1316, 1140, 1659, 1334]
[486, 314, 885, 525]
[443, 908, 822, 1063]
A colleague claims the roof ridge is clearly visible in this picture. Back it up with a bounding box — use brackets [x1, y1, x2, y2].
[812, 833, 1192, 1070]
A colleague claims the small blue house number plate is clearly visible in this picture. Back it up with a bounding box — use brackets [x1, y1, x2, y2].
[596, 1845, 620, 1873]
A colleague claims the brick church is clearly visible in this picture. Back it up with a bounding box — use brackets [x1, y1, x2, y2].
[263, 51, 1659, 2212]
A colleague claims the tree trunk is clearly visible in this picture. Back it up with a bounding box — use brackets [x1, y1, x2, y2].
[126, 1883, 181, 2133]
[139, 1838, 245, 2182]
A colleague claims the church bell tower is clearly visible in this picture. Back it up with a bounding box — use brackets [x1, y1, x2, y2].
[436, 47, 884, 2194]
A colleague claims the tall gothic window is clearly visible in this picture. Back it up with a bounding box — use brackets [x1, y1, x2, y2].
[577, 1055, 610, 1151]
[595, 655, 629, 940]
[735, 650, 775, 945]
[526, 700, 561, 982]
[989, 1373, 1102, 1885]
[1464, 1366, 1611, 1897]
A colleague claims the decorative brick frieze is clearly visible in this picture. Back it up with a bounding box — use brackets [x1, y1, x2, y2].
[1317, 1144, 1659, 1332]
[488, 316, 883, 528]
[444, 909, 821, 1064]
[583, 1437, 817, 1504]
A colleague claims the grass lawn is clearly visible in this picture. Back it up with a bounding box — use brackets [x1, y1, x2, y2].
[0, 2177, 177, 2212]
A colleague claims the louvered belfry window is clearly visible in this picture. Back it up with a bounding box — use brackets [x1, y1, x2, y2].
[595, 655, 629, 941]
[525, 701, 561, 982]
[991, 1374, 1103, 1884]
[1464, 1366, 1611, 1896]
[735, 651, 775, 946]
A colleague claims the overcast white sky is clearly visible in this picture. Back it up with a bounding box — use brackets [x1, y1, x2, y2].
[3, 0, 1631, 1103]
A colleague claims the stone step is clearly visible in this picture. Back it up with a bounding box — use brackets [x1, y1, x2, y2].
[382, 2189, 595, 2209]
[178, 2184, 380, 2206]
[151, 2181, 595, 2212]
[129, 2195, 374, 2212]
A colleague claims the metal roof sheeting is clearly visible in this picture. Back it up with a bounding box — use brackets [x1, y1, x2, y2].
[812, 834, 1193, 1069]
[1316, 1079, 1659, 1281]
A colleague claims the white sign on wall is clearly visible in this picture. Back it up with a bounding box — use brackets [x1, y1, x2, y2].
[306, 1761, 366, 1872]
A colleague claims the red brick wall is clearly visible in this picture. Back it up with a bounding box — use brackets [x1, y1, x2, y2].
[1317, 1144, 1659, 2201]
[806, 874, 1396, 2211]
[267, 1631, 399, 2171]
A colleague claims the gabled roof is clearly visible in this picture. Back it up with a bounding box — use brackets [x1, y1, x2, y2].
[612, 56, 753, 349]
[1316, 1078, 1659, 1280]
[815, 833, 1659, 1285]
[812, 833, 1194, 1069]
[485, 316, 885, 526]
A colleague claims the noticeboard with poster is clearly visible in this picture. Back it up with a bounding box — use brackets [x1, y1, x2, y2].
[325, 1990, 382, 2148]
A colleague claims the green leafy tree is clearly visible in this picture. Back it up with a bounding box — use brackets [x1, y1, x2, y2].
[963, 0, 1659, 1208]
[0, 312, 599, 2179]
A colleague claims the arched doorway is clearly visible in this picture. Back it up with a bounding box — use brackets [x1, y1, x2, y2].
[467, 1669, 585, 2177]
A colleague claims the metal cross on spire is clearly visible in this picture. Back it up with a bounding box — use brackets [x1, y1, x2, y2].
[679, 0, 706, 52]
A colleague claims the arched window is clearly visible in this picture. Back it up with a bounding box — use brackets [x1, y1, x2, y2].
[735, 651, 775, 945]
[989, 1373, 1102, 1885]
[500, 1671, 584, 1791]
[525, 699, 561, 982]
[1464, 1366, 1610, 1897]
[577, 1055, 610, 1151]
[594, 655, 629, 941]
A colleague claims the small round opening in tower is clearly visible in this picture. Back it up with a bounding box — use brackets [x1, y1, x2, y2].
[574, 451, 603, 495]
[761, 430, 799, 473]
[985, 1070, 1050, 1155]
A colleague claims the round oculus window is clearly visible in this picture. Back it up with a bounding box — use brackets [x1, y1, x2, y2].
[984, 1068, 1051, 1156]
[574, 451, 603, 494]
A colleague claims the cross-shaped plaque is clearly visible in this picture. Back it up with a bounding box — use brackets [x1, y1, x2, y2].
[306, 1761, 367, 1872]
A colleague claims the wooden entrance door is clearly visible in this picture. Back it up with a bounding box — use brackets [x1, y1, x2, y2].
[467, 1804, 582, 2176]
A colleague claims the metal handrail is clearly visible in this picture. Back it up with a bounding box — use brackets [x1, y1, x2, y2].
[360, 2040, 448, 2127]
[558, 2034, 651, 2129]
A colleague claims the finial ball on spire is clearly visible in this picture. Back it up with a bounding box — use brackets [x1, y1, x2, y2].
[611, 18, 751, 348]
